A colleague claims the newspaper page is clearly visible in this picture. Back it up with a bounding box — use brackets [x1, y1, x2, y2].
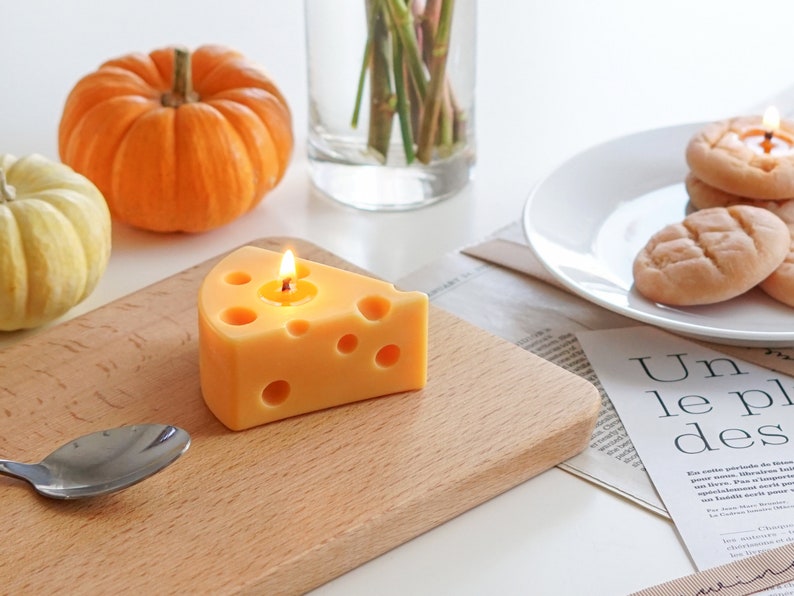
[578, 326, 794, 594]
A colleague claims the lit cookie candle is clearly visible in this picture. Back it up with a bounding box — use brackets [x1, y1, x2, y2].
[738, 106, 794, 156]
[198, 246, 429, 431]
[686, 107, 794, 200]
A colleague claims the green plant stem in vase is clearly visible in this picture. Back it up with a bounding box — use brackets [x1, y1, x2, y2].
[352, 0, 466, 165]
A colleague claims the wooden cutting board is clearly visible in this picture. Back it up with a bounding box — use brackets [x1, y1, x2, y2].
[0, 238, 600, 594]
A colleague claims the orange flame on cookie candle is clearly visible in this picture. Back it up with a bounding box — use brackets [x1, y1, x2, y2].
[762, 106, 780, 153]
[763, 106, 781, 132]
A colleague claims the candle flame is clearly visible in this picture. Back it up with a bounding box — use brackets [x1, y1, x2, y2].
[763, 106, 781, 132]
[279, 249, 297, 291]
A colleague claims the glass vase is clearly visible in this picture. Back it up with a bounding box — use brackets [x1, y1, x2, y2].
[305, 0, 476, 211]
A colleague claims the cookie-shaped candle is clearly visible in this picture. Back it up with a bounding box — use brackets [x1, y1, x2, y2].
[686, 107, 794, 200]
[633, 205, 789, 306]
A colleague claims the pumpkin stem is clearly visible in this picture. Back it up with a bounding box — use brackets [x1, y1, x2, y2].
[0, 168, 16, 203]
[162, 47, 199, 107]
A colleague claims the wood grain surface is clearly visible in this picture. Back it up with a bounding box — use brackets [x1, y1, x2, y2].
[0, 238, 600, 595]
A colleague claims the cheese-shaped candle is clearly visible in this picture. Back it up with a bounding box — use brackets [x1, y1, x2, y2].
[198, 246, 429, 430]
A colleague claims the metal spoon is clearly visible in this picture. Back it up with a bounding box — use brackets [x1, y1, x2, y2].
[0, 424, 190, 499]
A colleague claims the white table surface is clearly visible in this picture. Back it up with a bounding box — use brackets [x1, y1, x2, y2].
[4, 1, 794, 593]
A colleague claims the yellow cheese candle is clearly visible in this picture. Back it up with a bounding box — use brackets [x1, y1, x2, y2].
[198, 246, 429, 430]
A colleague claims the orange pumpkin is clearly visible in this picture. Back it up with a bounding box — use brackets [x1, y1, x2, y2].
[59, 45, 293, 233]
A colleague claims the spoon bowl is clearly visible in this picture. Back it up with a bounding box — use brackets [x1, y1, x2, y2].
[0, 424, 190, 499]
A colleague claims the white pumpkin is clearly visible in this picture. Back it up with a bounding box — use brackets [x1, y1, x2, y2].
[0, 153, 111, 330]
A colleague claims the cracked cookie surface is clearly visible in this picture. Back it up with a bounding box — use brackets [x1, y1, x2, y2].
[686, 116, 794, 199]
[633, 205, 790, 306]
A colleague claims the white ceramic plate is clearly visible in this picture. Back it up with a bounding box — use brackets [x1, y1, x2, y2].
[522, 122, 794, 347]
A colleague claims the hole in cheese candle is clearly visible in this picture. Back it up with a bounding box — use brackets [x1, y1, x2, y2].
[220, 306, 257, 326]
[225, 271, 251, 285]
[262, 380, 290, 406]
[337, 333, 358, 354]
[198, 246, 429, 431]
[357, 295, 391, 320]
[285, 319, 310, 336]
[375, 344, 400, 367]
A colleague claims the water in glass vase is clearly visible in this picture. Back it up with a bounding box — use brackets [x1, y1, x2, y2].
[305, 0, 476, 211]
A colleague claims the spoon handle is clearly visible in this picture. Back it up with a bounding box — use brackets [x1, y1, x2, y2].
[0, 460, 23, 479]
[0, 460, 43, 484]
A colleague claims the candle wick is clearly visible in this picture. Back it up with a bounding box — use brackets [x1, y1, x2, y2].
[281, 278, 292, 292]
[762, 130, 775, 154]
